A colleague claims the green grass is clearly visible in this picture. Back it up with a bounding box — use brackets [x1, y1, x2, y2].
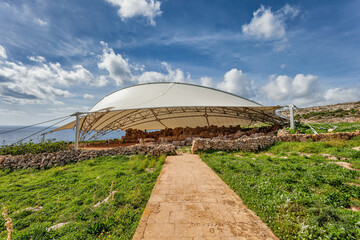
[0, 154, 165, 239]
[178, 146, 191, 153]
[289, 122, 360, 134]
[295, 107, 360, 120]
[200, 137, 360, 240]
[0, 141, 70, 156]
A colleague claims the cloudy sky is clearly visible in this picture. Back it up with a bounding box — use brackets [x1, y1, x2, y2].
[0, 0, 359, 125]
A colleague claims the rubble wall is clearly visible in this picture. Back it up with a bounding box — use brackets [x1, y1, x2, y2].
[191, 136, 276, 153]
[123, 124, 280, 143]
[2, 131, 359, 170]
[191, 131, 360, 152]
[0, 144, 176, 170]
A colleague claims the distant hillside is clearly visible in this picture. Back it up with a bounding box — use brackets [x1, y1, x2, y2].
[280, 101, 360, 123]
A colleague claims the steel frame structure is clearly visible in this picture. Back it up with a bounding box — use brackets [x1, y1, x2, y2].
[78, 106, 286, 141]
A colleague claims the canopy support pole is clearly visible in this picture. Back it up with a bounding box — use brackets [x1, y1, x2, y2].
[41, 133, 46, 143]
[72, 112, 82, 151]
[289, 104, 295, 130]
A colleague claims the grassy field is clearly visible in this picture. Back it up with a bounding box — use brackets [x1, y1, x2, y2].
[0, 141, 70, 156]
[295, 107, 360, 120]
[289, 122, 360, 134]
[200, 137, 360, 239]
[0, 154, 165, 239]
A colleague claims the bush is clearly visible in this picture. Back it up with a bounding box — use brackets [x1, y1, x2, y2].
[0, 141, 70, 156]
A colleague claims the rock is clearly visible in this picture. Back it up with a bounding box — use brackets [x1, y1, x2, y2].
[185, 137, 192, 145]
[14, 206, 43, 214]
[94, 191, 118, 208]
[47, 222, 69, 231]
[320, 153, 338, 160]
[234, 130, 245, 139]
[277, 129, 290, 136]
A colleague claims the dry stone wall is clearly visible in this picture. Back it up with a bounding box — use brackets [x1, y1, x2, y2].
[123, 124, 280, 143]
[278, 131, 360, 142]
[0, 144, 176, 170]
[2, 131, 359, 170]
[191, 136, 276, 153]
[191, 131, 360, 153]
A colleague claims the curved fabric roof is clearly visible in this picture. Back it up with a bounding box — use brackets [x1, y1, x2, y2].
[53, 82, 286, 139]
[90, 82, 260, 112]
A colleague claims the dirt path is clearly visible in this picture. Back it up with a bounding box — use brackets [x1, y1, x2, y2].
[133, 153, 278, 240]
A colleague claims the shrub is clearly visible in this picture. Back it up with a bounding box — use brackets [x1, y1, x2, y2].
[0, 141, 70, 156]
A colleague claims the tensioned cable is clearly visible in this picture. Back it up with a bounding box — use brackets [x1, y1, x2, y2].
[11, 116, 73, 146]
[294, 105, 340, 132]
[0, 115, 72, 135]
[293, 105, 318, 134]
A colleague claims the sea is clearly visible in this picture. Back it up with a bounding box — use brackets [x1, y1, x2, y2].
[0, 125, 125, 146]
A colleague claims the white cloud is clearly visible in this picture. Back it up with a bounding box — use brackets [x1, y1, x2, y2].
[217, 69, 255, 98]
[280, 64, 286, 69]
[0, 46, 104, 104]
[323, 88, 360, 104]
[137, 62, 188, 83]
[95, 75, 109, 87]
[38, 106, 90, 117]
[98, 42, 134, 86]
[0, 45, 7, 59]
[261, 74, 320, 105]
[200, 77, 213, 88]
[49, 63, 96, 86]
[105, 0, 162, 25]
[280, 4, 300, 18]
[83, 94, 95, 99]
[0, 108, 25, 116]
[98, 43, 190, 85]
[272, 38, 290, 52]
[242, 4, 299, 40]
[28, 56, 46, 63]
[34, 18, 48, 26]
[260, 74, 360, 106]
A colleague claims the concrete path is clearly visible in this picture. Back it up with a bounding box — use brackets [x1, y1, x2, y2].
[133, 154, 278, 240]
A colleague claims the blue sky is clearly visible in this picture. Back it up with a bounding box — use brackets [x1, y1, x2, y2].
[0, 0, 359, 125]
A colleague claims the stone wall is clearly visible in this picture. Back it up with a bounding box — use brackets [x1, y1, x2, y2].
[2, 131, 359, 170]
[123, 124, 280, 143]
[191, 136, 277, 153]
[278, 131, 360, 142]
[0, 144, 176, 170]
[191, 131, 360, 153]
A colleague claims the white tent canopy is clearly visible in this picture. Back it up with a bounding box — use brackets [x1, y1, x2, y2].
[52, 82, 286, 140]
